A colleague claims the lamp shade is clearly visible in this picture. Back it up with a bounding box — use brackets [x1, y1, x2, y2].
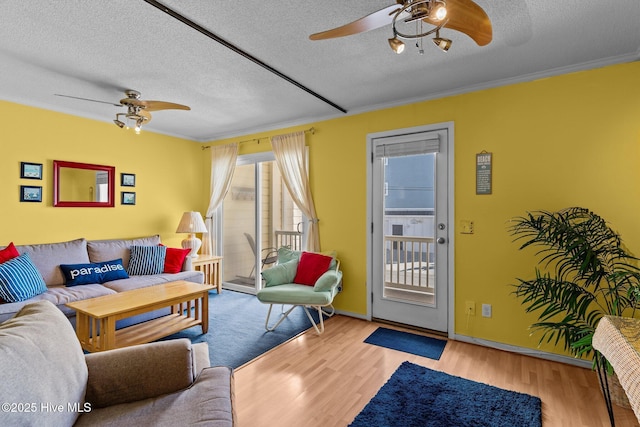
[176, 211, 207, 234]
[176, 212, 207, 258]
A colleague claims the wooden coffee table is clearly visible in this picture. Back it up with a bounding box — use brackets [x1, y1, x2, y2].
[66, 281, 214, 352]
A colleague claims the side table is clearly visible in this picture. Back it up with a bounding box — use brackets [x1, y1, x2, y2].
[192, 255, 223, 294]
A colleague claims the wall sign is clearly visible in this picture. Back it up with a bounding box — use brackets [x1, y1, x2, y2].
[476, 152, 492, 195]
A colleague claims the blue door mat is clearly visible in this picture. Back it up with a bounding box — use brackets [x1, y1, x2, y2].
[364, 327, 447, 360]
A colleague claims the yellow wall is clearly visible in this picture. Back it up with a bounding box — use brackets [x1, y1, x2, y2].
[208, 61, 640, 357]
[2, 61, 638, 359]
[0, 101, 206, 248]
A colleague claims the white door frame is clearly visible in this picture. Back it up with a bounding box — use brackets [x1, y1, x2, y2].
[366, 122, 455, 338]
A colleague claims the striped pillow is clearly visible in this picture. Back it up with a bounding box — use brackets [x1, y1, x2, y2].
[127, 245, 167, 275]
[0, 253, 47, 303]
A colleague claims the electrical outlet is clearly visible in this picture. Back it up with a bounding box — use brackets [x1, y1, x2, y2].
[482, 304, 492, 318]
[460, 220, 474, 234]
[465, 301, 475, 316]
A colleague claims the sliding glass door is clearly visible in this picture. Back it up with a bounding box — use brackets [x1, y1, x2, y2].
[219, 152, 304, 294]
[222, 161, 258, 291]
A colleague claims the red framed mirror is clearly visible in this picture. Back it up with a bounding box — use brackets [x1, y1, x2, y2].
[53, 160, 115, 207]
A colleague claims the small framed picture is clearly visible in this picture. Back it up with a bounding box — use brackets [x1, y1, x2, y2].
[20, 162, 43, 180]
[121, 191, 136, 205]
[20, 185, 42, 202]
[121, 173, 136, 187]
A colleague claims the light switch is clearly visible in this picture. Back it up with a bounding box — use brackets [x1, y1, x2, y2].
[482, 304, 492, 318]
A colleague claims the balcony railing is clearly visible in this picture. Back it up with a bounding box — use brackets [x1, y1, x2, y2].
[385, 235, 434, 296]
[275, 230, 302, 251]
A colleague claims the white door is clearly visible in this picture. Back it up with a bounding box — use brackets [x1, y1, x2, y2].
[368, 124, 452, 332]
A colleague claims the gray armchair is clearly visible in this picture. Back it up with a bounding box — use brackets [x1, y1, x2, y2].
[0, 301, 235, 426]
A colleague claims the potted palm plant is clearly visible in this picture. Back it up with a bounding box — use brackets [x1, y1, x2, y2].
[509, 207, 640, 359]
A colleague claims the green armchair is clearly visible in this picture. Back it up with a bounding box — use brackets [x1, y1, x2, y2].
[256, 248, 342, 334]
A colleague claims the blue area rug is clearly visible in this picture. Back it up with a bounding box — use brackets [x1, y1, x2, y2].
[350, 361, 542, 427]
[364, 327, 447, 360]
[162, 290, 320, 368]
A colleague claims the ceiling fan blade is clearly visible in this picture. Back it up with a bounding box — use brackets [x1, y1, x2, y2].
[139, 100, 191, 111]
[428, 0, 492, 46]
[54, 93, 121, 107]
[309, 4, 401, 40]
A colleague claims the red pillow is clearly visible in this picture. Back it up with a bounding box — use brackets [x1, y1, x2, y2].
[293, 252, 333, 286]
[163, 247, 191, 274]
[0, 242, 19, 264]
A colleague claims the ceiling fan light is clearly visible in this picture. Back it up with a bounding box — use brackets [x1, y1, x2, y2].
[388, 37, 405, 54]
[432, 3, 447, 21]
[433, 36, 452, 51]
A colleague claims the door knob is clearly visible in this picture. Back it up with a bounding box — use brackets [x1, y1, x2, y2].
[437, 237, 446, 244]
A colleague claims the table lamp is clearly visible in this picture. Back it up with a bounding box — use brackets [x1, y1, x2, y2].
[176, 211, 208, 258]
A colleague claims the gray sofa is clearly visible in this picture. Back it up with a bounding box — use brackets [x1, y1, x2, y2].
[0, 300, 235, 426]
[0, 235, 204, 324]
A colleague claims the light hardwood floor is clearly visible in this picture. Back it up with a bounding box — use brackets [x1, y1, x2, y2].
[234, 315, 638, 427]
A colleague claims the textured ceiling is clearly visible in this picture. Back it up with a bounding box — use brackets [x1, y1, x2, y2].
[0, 0, 638, 141]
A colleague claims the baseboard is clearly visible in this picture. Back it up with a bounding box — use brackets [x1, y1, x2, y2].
[333, 312, 591, 369]
[334, 309, 367, 320]
[453, 334, 592, 369]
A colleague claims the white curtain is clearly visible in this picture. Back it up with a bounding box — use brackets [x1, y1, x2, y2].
[271, 131, 320, 252]
[202, 143, 238, 256]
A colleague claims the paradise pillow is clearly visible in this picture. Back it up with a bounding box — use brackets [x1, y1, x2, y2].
[293, 251, 333, 286]
[0, 242, 19, 264]
[162, 246, 191, 274]
[60, 259, 129, 286]
[261, 258, 299, 287]
[0, 253, 47, 303]
[128, 245, 167, 275]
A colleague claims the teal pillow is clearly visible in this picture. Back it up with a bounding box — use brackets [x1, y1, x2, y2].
[261, 259, 298, 287]
[127, 245, 166, 275]
[0, 253, 47, 302]
[277, 247, 300, 265]
[313, 270, 341, 292]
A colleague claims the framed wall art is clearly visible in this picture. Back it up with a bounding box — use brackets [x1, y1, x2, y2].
[121, 191, 136, 205]
[20, 162, 43, 180]
[20, 185, 42, 202]
[476, 151, 492, 195]
[121, 173, 136, 187]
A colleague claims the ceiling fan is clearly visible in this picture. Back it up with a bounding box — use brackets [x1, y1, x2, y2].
[309, 0, 492, 54]
[54, 90, 190, 133]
